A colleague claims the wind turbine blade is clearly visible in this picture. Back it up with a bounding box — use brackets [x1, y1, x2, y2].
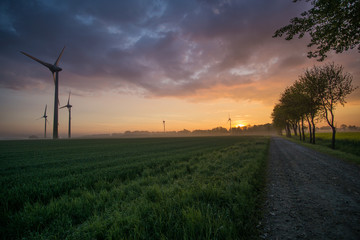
[54, 46, 66, 66]
[59, 105, 67, 109]
[20, 51, 53, 69]
[67, 91, 71, 105]
[44, 104, 47, 116]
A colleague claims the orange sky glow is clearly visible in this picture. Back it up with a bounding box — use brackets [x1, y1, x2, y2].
[0, 0, 359, 139]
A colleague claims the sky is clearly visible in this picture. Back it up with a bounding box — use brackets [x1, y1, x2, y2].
[0, 0, 359, 138]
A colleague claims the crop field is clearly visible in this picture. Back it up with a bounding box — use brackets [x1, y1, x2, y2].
[0, 136, 269, 239]
[315, 132, 360, 156]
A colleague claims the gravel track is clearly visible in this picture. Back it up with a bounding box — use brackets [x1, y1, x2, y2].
[262, 137, 360, 239]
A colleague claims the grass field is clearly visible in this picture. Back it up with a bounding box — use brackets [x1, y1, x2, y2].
[315, 132, 360, 156]
[0, 136, 269, 239]
[290, 132, 360, 164]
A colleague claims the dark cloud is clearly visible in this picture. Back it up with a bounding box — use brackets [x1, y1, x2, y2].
[0, 0, 357, 101]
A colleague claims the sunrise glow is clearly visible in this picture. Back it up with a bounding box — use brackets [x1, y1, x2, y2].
[0, 0, 359, 139]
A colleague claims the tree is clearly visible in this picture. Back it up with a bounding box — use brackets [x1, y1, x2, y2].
[271, 103, 289, 136]
[280, 86, 302, 137]
[340, 124, 347, 131]
[316, 63, 357, 148]
[290, 81, 312, 141]
[272, 83, 308, 139]
[272, 84, 307, 139]
[298, 68, 324, 144]
[273, 0, 360, 61]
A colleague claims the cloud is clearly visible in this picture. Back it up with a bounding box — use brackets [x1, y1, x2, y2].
[0, 0, 358, 103]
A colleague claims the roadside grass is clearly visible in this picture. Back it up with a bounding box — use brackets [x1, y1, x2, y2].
[315, 132, 360, 156]
[0, 136, 269, 239]
[286, 132, 360, 165]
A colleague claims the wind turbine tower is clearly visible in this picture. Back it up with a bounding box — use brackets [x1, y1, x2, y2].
[60, 92, 72, 138]
[21, 46, 65, 139]
[39, 104, 49, 138]
[228, 114, 232, 134]
[163, 120, 166, 133]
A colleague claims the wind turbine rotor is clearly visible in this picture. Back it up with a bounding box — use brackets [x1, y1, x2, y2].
[67, 91, 72, 107]
[21, 46, 65, 139]
[20, 51, 53, 69]
[60, 90, 72, 139]
[227, 114, 232, 133]
[54, 46, 66, 66]
[20, 51, 62, 73]
[60, 91, 72, 109]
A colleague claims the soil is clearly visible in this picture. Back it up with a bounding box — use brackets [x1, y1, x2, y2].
[262, 137, 360, 240]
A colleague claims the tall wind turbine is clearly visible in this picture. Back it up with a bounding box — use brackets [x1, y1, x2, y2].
[60, 91, 72, 138]
[21, 46, 65, 139]
[39, 104, 49, 138]
[228, 114, 232, 134]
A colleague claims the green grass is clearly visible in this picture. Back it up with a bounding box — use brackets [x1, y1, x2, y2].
[289, 132, 360, 164]
[315, 132, 360, 156]
[316, 132, 360, 141]
[0, 136, 269, 239]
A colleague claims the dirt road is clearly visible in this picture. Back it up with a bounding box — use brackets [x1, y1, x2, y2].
[262, 137, 360, 239]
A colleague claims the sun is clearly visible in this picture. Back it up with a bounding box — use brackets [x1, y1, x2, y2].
[235, 123, 246, 128]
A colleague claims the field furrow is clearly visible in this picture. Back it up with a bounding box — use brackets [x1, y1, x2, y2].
[1, 136, 269, 240]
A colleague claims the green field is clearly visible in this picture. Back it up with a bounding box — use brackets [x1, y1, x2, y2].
[0, 136, 269, 239]
[289, 132, 360, 164]
[313, 132, 360, 156]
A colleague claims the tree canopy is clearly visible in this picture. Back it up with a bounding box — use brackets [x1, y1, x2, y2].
[271, 63, 357, 148]
[273, 0, 360, 61]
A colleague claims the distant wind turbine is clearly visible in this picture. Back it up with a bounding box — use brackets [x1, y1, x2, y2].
[39, 104, 49, 138]
[228, 114, 232, 133]
[21, 46, 65, 139]
[163, 120, 166, 133]
[60, 91, 72, 138]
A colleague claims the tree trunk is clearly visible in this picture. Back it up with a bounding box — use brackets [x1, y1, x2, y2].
[298, 122, 302, 140]
[293, 123, 298, 136]
[301, 117, 305, 141]
[331, 126, 336, 149]
[307, 117, 312, 144]
[311, 119, 316, 144]
[323, 107, 336, 149]
[286, 123, 291, 137]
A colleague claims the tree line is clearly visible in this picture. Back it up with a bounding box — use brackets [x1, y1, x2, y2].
[271, 62, 357, 149]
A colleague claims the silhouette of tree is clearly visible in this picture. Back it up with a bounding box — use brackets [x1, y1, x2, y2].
[273, 63, 357, 148]
[297, 69, 325, 144]
[280, 87, 301, 136]
[271, 103, 291, 137]
[211, 127, 228, 134]
[272, 81, 317, 140]
[273, 0, 360, 61]
[315, 63, 357, 148]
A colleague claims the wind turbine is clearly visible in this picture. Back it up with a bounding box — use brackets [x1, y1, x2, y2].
[60, 91, 72, 138]
[39, 104, 49, 138]
[228, 114, 232, 134]
[163, 120, 166, 133]
[21, 46, 65, 139]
